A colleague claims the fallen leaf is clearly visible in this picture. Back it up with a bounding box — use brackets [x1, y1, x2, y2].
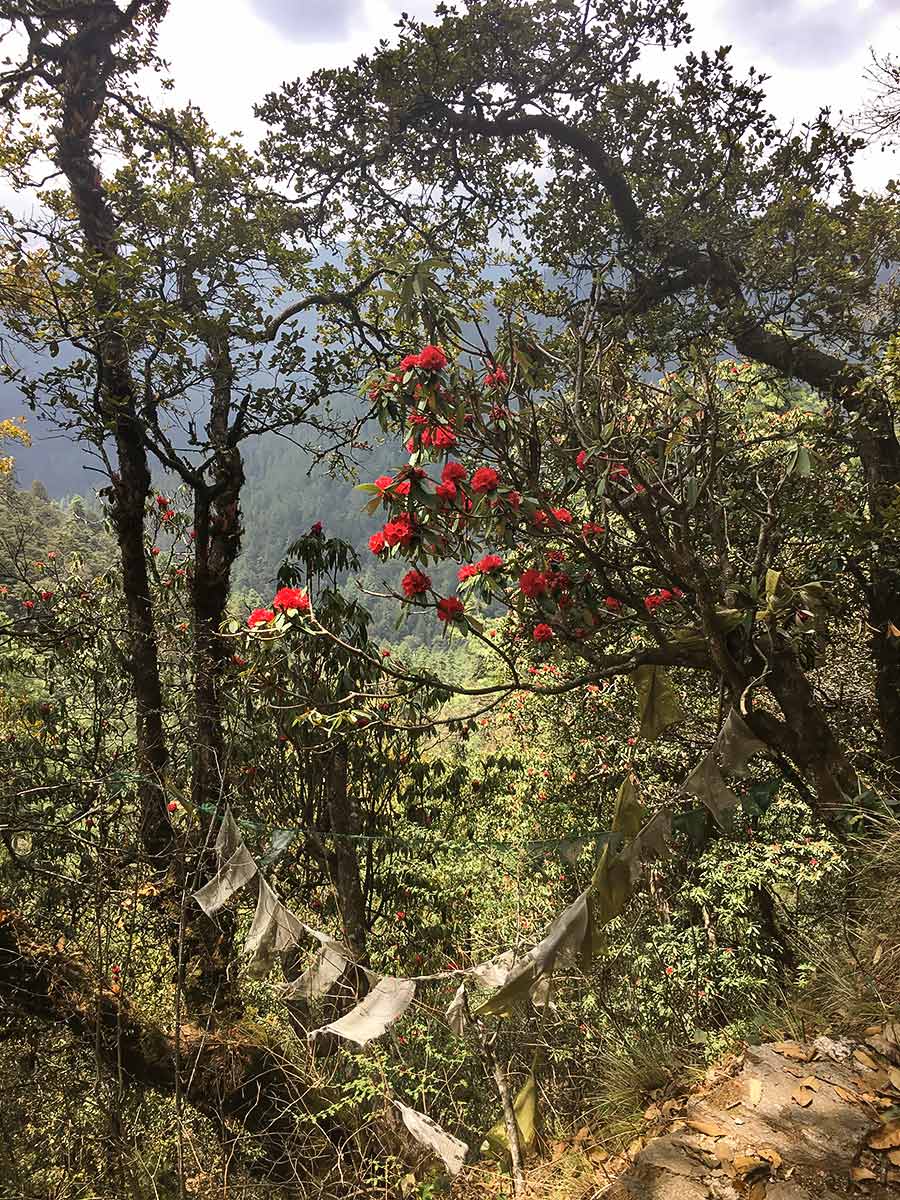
[772, 1041, 814, 1062]
[868, 1117, 900, 1150]
[643, 1104, 660, 1123]
[791, 1085, 815, 1108]
[686, 1117, 729, 1137]
[854, 1049, 880, 1071]
[851, 1166, 877, 1181]
[833, 1085, 858, 1103]
[865, 1025, 883, 1037]
[550, 1141, 567, 1161]
[860, 1093, 893, 1110]
[758, 1147, 783, 1169]
[873, 944, 884, 966]
[574, 1126, 590, 1145]
[888, 1149, 900, 1166]
[889, 1068, 900, 1091]
[733, 1153, 769, 1178]
[589, 1148, 609, 1164]
[798, 1076, 821, 1091]
[747, 1078, 763, 1107]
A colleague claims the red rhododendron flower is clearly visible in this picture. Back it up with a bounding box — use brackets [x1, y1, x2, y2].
[22, 599, 34, 610]
[658, 588, 674, 603]
[610, 464, 630, 480]
[442, 461, 467, 483]
[156, 494, 169, 508]
[485, 363, 509, 387]
[582, 521, 605, 537]
[478, 554, 503, 574]
[408, 410, 429, 426]
[369, 531, 387, 554]
[395, 480, 412, 496]
[374, 474, 394, 491]
[471, 466, 499, 493]
[402, 569, 431, 598]
[417, 344, 448, 371]
[398, 353, 420, 372]
[167, 800, 179, 813]
[437, 596, 465, 622]
[431, 425, 456, 449]
[273, 586, 310, 613]
[533, 510, 549, 527]
[458, 564, 479, 582]
[310, 521, 323, 535]
[383, 513, 415, 547]
[505, 490, 522, 509]
[162, 510, 174, 522]
[644, 594, 664, 612]
[247, 607, 275, 628]
[533, 623, 553, 642]
[552, 508, 573, 524]
[546, 549, 565, 563]
[519, 569, 549, 598]
[604, 596, 623, 612]
[576, 450, 588, 471]
[436, 480, 457, 502]
[40, 591, 53, 602]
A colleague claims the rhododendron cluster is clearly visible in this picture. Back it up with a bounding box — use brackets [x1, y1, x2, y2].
[247, 607, 274, 628]
[437, 596, 464, 622]
[533, 623, 553, 642]
[272, 586, 309, 612]
[519, 569, 549, 598]
[401, 569, 431, 598]
[470, 466, 499, 493]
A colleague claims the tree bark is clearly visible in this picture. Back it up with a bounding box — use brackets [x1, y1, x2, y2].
[325, 749, 370, 965]
[48, 2, 171, 863]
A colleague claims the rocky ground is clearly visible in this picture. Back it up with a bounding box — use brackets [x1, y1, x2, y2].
[458, 1023, 900, 1199]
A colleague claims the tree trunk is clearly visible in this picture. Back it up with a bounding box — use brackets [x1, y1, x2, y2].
[53, 8, 171, 864]
[325, 749, 370, 965]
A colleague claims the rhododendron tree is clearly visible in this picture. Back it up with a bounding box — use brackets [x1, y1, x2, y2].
[264, 0, 900, 814]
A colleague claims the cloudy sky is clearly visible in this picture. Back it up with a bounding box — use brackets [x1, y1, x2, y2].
[155, 0, 900, 191]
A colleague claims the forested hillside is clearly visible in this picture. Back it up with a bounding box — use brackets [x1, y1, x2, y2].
[1, 3, 899, 1200]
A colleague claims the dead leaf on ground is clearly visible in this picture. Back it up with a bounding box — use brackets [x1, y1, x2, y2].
[854, 1049, 880, 1071]
[772, 1041, 814, 1062]
[873, 944, 884, 966]
[643, 1104, 661, 1123]
[798, 1076, 821, 1091]
[686, 1117, 729, 1137]
[833, 1085, 858, 1103]
[867, 1117, 900, 1150]
[851, 1166, 877, 1181]
[747, 1078, 763, 1107]
[791, 1084, 817, 1107]
[589, 1148, 609, 1165]
[889, 1068, 900, 1091]
[888, 1148, 900, 1165]
[757, 1147, 783, 1169]
[733, 1153, 771, 1179]
[573, 1126, 590, 1144]
[860, 1092, 893, 1110]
